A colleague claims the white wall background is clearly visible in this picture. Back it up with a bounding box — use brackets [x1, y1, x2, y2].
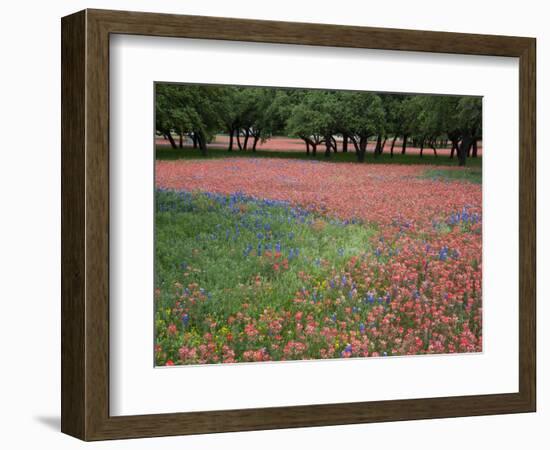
[0, 1, 546, 448]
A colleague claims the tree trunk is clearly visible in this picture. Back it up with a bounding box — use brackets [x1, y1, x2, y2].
[324, 135, 332, 158]
[374, 134, 382, 157]
[342, 135, 348, 153]
[419, 139, 425, 157]
[390, 135, 398, 157]
[381, 137, 387, 154]
[228, 129, 234, 151]
[252, 136, 259, 152]
[196, 131, 208, 156]
[305, 140, 310, 155]
[243, 129, 250, 151]
[458, 135, 472, 166]
[401, 134, 408, 154]
[350, 136, 359, 153]
[357, 136, 367, 162]
[450, 140, 458, 158]
[236, 130, 243, 151]
[312, 143, 317, 156]
[331, 136, 338, 153]
[431, 143, 438, 157]
[178, 132, 183, 148]
[165, 132, 177, 149]
[192, 133, 198, 148]
[472, 139, 478, 157]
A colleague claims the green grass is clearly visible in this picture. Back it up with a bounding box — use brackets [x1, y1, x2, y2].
[155, 190, 376, 330]
[156, 145, 483, 168]
[421, 167, 482, 184]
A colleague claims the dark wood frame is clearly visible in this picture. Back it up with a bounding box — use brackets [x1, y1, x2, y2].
[61, 8, 536, 441]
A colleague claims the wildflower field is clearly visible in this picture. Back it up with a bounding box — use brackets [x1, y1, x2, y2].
[154, 158, 482, 366]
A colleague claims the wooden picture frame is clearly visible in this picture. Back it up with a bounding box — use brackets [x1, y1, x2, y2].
[61, 8, 536, 441]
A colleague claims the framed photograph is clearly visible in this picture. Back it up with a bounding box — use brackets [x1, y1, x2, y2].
[61, 9, 536, 440]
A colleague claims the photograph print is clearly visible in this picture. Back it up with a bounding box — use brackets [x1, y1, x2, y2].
[154, 83, 482, 366]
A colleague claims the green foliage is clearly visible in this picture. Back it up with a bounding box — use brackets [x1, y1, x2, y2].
[237, 87, 278, 142]
[456, 97, 483, 138]
[286, 90, 337, 140]
[421, 168, 482, 184]
[340, 92, 386, 140]
[155, 83, 482, 163]
[155, 84, 226, 138]
[155, 190, 375, 321]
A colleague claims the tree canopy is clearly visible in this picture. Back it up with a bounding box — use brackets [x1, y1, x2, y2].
[156, 84, 482, 165]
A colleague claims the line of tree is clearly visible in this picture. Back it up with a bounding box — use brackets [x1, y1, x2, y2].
[155, 84, 482, 166]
